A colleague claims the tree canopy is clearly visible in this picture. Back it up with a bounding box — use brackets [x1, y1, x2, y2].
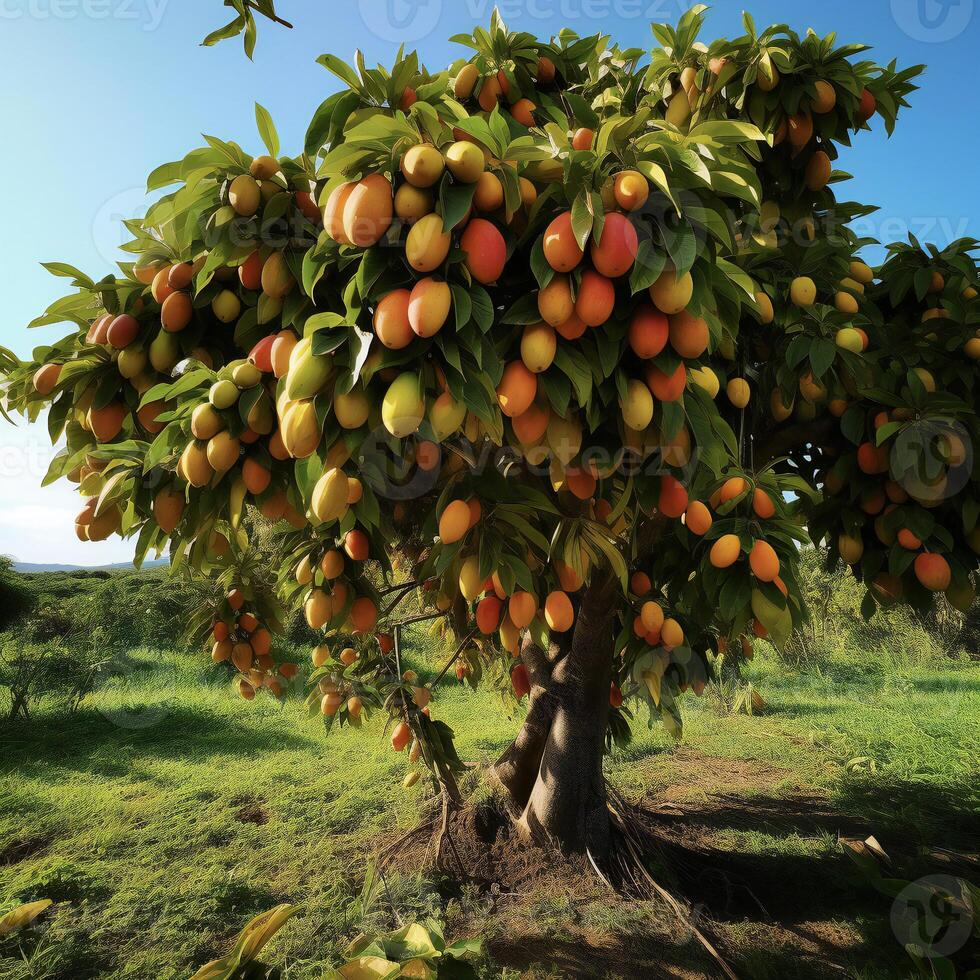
[2, 7, 978, 825]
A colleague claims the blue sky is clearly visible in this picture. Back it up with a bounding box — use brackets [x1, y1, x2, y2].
[0, 0, 976, 565]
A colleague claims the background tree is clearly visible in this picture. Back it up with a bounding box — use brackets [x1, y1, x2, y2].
[2, 8, 977, 861]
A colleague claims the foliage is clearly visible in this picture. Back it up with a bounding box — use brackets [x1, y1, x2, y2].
[0, 636, 104, 720]
[327, 917, 481, 979]
[1, 7, 977, 793]
[190, 903, 300, 979]
[0, 558, 32, 631]
[203, 0, 291, 59]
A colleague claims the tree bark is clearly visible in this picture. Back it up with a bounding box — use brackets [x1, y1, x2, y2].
[492, 576, 617, 858]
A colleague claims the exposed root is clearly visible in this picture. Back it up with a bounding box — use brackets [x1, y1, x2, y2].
[606, 783, 739, 980]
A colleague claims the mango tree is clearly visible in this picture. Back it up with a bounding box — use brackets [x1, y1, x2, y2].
[3, 8, 978, 860]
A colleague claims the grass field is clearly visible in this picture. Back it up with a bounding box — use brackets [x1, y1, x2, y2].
[1, 622, 978, 979]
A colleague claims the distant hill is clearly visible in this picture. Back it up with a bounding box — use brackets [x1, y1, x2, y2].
[12, 558, 168, 574]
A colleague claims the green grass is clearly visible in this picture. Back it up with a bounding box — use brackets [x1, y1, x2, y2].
[1, 626, 978, 979]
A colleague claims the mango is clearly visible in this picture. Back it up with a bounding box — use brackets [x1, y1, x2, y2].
[406, 213, 451, 272]
[543, 212, 584, 272]
[281, 400, 321, 458]
[520, 322, 557, 373]
[153, 486, 185, 534]
[324, 181, 355, 244]
[261, 251, 295, 299]
[408, 278, 451, 338]
[191, 403, 224, 440]
[428, 391, 466, 440]
[343, 174, 393, 247]
[373, 289, 414, 350]
[445, 141, 484, 183]
[271, 330, 298, 378]
[400, 144, 444, 188]
[382, 373, 425, 438]
[312, 468, 350, 523]
[460, 218, 506, 284]
[620, 379, 654, 431]
[334, 388, 370, 428]
[117, 347, 146, 379]
[649, 266, 693, 315]
[454, 63, 479, 100]
[246, 392, 276, 435]
[590, 212, 638, 279]
[180, 440, 213, 488]
[285, 337, 333, 400]
[207, 431, 241, 473]
[538, 275, 575, 326]
[229, 174, 261, 217]
[212, 290, 241, 323]
[394, 184, 435, 223]
[547, 415, 583, 466]
[209, 379, 239, 410]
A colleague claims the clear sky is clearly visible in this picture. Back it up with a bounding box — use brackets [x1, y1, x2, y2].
[0, 0, 976, 566]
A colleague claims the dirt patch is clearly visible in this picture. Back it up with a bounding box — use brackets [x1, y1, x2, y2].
[229, 794, 271, 826]
[379, 751, 919, 978]
[642, 746, 809, 802]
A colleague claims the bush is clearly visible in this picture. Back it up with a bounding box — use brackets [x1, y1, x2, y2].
[0, 557, 33, 630]
[784, 548, 976, 669]
[0, 635, 105, 720]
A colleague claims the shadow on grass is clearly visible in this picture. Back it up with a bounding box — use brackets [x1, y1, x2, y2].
[0, 703, 313, 780]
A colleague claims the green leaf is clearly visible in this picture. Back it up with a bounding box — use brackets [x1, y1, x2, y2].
[254, 103, 280, 158]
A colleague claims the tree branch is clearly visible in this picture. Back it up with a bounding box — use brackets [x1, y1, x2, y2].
[245, 1, 293, 29]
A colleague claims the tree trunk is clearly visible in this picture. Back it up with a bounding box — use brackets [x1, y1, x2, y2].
[492, 576, 616, 859]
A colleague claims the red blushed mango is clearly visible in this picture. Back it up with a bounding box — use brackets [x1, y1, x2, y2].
[248, 335, 276, 374]
[658, 475, 689, 518]
[496, 360, 537, 418]
[543, 212, 584, 273]
[575, 270, 615, 326]
[914, 553, 950, 592]
[645, 362, 687, 402]
[90, 402, 127, 442]
[590, 212, 638, 278]
[161, 291, 193, 332]
[629, 303, 669, 358]
[554, 313, 587, 340]
[460, 218, 506, 284]
[668, 310, 709, 359]
[512, 403, 550, 444]
[510, 98, 536, 127]
[373, 289, 414, 350]
[106, 314, 140, 349]
[238, 251, 265, 291]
